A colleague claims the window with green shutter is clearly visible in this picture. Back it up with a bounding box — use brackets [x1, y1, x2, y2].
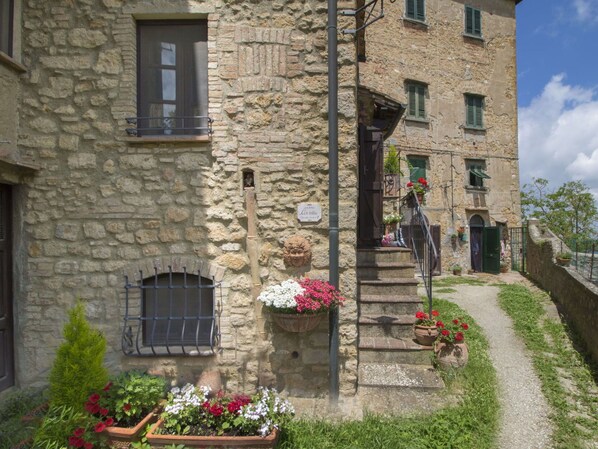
[0, 0, 14, 56]
[406, 0, 425, 22]
[465, 94, 484, 129]
[407, 156, 427, 182]
[465, 5, 482, 37]
[466, 160, 490, 188]
[406, 83, 426, 120]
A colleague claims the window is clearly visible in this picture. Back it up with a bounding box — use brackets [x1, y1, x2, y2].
[406, 0, 425, 22]
[466, 160, 490, 188]
[465, 94, 484, 129]
[464, 5, 482, 37]
[136, 20, 209, 136]
[407, 156, 427, 182]
[0, 0, 13, 56]
[406, 83, 426, 120]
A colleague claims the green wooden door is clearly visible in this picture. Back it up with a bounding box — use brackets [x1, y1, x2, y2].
[482, 227, 500, 274]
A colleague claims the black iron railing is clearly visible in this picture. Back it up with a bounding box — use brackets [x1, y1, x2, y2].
[122, 265, 221, 356]
[402, 191, 438, 316]
[125, 116, 213, 137]
[561, 239, 597, 285]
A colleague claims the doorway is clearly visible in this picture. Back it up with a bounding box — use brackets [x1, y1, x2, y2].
[469, 215, 483, 272]
[469, 214, 501, 274]
[0, 184, 14, 392]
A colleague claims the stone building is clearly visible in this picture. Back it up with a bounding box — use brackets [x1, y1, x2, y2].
[359, 0, 523, 273]
[0, 0, 522, 406]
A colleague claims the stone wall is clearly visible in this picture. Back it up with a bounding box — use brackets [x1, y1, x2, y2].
[10, 0, 359, 398]
[526, 221, 598, 365]
[359, 0, 521, 271]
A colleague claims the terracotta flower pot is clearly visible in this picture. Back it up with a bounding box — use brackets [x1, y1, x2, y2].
[413, 324, 438, 346]
[103, 409, 159, 449]
[270, 311, 326, 332]
[556, 257, 571, 267]
[146, 419, 280, 448]
[435, 341, 469, 369]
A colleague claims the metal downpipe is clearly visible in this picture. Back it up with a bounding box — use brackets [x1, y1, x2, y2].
[327, 0, 340, 404]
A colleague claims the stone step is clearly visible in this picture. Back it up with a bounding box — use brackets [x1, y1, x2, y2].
[359, 294, 423, 315]
[358, 336, 433, 365]
[358, 314, 416, 339]
[357, 385, 449, 416]
[358, 363, 444, 390]
[359, 278, 419, 296]
[357, 247, 413, 265]
[357, 262, 415, 279]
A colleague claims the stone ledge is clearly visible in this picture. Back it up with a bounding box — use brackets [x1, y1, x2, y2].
[0, 51, 27, 73]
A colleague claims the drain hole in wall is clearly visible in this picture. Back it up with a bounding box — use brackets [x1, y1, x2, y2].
[291, 351, 299, 359]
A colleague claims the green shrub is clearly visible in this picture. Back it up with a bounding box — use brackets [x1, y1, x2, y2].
[32, 404, 88, 449]
[0, 388, 48, 449]
[384, 145, 401, 175]
[48, 301, 109, 410]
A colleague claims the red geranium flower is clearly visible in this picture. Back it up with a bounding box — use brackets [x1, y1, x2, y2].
[100, 408, 108, 416]
[94, 422, 106, 433]
[210, 404, 224, 417]
[88, 393, 100, 404]
[455, 332, 464, 342]
[84, 443, 93, 449]
[103, 382, 112, 392]
[431, 310, 439, 317]
[73, 428, 85, 438]
[461, 323, 469, 330]
[452, 319, 459, 325]
[104, 417, 114, 426]
[69, 436, 84, 448]
[406, 181, 413, 187]
[436, 320, 444, 328]
[123, 403, 131, 412]
[441, 329, 450, 336]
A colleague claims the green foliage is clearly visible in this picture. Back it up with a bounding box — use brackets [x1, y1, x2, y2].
[32, 404, 87, 449]
[279, 299, 499, 449]
[0, 388, 48, 449]
[383, 145, 401, 174]
[104, 371, 168, 426]
[498, 284, 598, 448]
[555, 251, 572, 259]
[521, 178, 598, 242]
[48, 301, 109, 410]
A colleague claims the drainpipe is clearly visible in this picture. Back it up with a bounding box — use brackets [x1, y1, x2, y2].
[245, 187, 266, 342]
[327, 0, 340, 405]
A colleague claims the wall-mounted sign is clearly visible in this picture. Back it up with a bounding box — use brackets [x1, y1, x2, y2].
[297, 203, 322, 223]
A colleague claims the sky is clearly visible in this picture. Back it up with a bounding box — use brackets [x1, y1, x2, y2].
[517, 0, 598, 200]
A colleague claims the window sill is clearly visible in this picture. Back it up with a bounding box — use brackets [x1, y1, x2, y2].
[0, 52, 27, 73]
[465, 186, 488, 192]
[405, 116, 429, 124]
[463, 33, 484, 42]
[463, 125, 486, 132]
[124, 135, 211, 144]
[403, 17, 428, 28]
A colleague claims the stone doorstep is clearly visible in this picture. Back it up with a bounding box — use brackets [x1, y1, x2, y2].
[359, 294, 423, 304]
[359, 278, 420, 286]
[358, 363, 444, 390]
[359, 314, 416, 325]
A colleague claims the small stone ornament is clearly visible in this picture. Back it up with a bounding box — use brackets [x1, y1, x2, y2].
[283, 235, 312, 267]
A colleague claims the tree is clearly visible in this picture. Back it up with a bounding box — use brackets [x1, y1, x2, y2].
[521, 178, 598, 243]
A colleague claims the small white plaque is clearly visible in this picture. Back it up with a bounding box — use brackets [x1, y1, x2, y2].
[297, 203, 322, 222]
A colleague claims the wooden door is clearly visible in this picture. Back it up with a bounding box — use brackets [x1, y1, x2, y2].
[483, 227, 501, 274]
[0, 184, 14, 392]
[358, 125, 384, 247]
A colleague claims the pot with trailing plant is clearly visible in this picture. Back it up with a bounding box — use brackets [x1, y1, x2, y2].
[406, 177, 430, 205]
[146, 384, 294, 448]
[435, 318, 469, 369]
[257, 278, 346, 332]
[413, 310, 440, 346]
[383, 212, 402, 234]
[383, 144, 403, 196]
[451, 264, 462, 276]
[555, 252, 572, 267]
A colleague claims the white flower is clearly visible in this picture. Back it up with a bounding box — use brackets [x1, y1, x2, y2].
[257, 279, 304, 310]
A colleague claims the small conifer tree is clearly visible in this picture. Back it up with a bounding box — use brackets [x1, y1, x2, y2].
[384, 144, 401, 174]
[48, 301, 109, 409]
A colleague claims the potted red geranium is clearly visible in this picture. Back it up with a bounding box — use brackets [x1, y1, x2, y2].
[435, 318, 470, 368]
[406, 177, 430, 204]
[413, 310, 440, 346]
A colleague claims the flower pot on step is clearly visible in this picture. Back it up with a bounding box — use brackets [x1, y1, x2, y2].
[103, 409, 159, 449]
[413, 324, 438, 346]
[435, 341, 469, 369]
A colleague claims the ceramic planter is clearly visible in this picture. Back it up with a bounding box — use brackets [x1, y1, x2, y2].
[413, 324, 438, 346]
[435, 341, 469, 369]
[103, 409, 158, 449]
[146, 419, 279, 448]
[556, 257, 571, 267]
[270, 311, 326, 332]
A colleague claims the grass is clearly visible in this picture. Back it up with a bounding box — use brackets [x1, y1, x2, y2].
[497, 283, 598, 449]
[0, 387, 47, 449]
[432, 276, 487, 288]
[279, 299, 499, 449]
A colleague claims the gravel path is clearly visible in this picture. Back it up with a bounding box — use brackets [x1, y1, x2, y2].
[438, 278, 553, 449]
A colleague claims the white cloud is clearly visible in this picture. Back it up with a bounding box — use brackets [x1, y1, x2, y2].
[518, 74, 598, 199]
[573, 0, 598, 24]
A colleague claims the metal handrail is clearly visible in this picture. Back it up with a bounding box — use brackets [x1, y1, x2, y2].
[125, 116, 213, 136]
[402, 191, 438, 317]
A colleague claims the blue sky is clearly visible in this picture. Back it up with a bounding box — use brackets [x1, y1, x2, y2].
[517, 0, 598, 199]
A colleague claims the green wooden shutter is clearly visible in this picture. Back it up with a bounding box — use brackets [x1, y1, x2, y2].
[406, 0, 415, 19]
[416, 0, 425, 21]
[408, 157, 426, 182]
[465, 6, 474, 34]
[473, 8, 482, 36]
[408, 85, 417, 117]
[417, 85, 426, 118]
[474, 97, 483, 127]
[466, 96, 475, 126]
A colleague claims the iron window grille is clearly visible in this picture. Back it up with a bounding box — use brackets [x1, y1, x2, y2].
[122, 265, 221, 357]
[125, 116, 213, 137]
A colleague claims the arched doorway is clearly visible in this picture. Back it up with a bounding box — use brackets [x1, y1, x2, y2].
[469, 215, 484, 272]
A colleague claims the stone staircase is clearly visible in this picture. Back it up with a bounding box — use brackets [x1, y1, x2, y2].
[356, 247, 444, 413]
